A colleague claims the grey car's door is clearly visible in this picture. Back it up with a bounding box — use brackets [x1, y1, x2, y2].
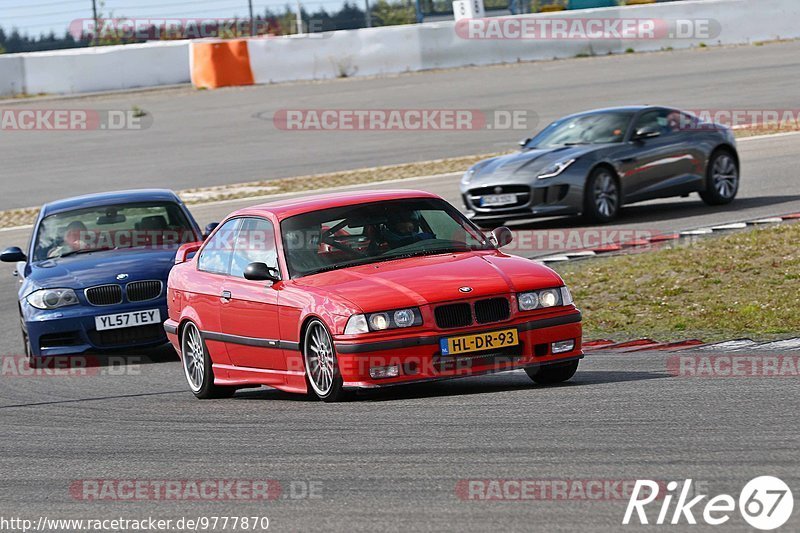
[617, 109, 698, 202]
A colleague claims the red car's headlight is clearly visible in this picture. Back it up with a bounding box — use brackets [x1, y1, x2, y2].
[518, 286, 573, 311]
[344, 307, 423, 334]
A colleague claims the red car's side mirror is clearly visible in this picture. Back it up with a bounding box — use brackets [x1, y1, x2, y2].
[175, 242, 203, 264]
[489, 226, 514, 248]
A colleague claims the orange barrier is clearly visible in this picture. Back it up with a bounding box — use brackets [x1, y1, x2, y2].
[190, 40, 254, 89]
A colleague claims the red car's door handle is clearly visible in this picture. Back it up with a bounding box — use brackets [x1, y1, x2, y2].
[221, 290, 232, 301]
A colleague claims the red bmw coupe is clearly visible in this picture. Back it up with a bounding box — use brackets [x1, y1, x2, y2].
[165, 190, 583, 401]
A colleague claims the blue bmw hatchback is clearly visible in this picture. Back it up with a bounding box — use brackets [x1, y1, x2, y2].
[1, 189, 204, 363]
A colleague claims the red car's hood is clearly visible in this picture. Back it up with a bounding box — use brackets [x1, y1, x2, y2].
[293, 251, 564, 313]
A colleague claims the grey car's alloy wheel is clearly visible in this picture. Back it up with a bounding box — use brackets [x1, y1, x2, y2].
[304, 319, 345, 402]
[181, 322, 235, 399]
[700, 150, 739, 205]
[585, 168, 620, 223]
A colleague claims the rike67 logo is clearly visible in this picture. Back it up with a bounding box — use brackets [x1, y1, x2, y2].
[623, 477, 794, 530]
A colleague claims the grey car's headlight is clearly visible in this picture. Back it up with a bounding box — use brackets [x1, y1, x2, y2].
[537, 158, 576, 180]
[518, 286, 572, 311]
[344, 308, 423, 334]
[461, 168, 476, 185]
[26, 288, 79, 310]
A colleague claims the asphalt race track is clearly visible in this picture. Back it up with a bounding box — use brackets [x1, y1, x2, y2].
[1, 43, 800, 532]
[2, 40, 800, 210]
[0, 349, 797, 532]
[3, 131, 798, 258]
[0, 130, 798, 529]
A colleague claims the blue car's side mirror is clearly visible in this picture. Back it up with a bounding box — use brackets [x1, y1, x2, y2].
[0, 246, 26, 263]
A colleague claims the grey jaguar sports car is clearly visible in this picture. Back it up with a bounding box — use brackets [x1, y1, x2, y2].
[460, 106, 740, 226]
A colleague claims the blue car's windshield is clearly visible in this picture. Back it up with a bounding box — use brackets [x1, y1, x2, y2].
[527, 112, 634, 148]
[33, 202, 197, 261]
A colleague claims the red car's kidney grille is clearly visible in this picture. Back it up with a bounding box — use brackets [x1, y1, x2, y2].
[435, 297, 511, 329]
[474, 297, 510, 324]
[85, 284, 123, 306]
[434, 303, 472, 329]
[126, 280, 162, 302]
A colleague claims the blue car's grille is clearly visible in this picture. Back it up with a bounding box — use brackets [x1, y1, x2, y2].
[88, 324, 164, 347]
[126, 280, 162, 302]
[85, 284, 123, 306]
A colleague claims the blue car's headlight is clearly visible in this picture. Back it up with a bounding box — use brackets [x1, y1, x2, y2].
[537, 158, 576, 180]
[26, 288, 79, 310]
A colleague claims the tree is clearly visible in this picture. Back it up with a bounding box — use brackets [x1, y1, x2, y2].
[372, 0, 416, 26]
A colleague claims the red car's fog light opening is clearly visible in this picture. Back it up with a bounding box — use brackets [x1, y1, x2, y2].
[369, 365, 401, 379]
[551, 339, 575, 354]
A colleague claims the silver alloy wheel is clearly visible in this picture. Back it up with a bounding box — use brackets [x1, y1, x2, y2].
[712, 154, 738, 199]
[593, 172, 618, 218]
[181, 323, 205, 393]
[305, 322, 335, 397]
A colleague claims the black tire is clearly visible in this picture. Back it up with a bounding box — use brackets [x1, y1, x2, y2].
[20, 312, 37, 367]
[583, 167, 620, 223]
[525, 360, 579, 385]
[700, 149, 739, 205]
[303, 319, 346, 402]
[180, 322, 236, 399]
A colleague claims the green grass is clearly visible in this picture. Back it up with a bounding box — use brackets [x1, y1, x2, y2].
[554, 223, 800, 342]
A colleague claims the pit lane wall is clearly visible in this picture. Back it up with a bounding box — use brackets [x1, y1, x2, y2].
[1, 0, 797, 96]
[0, 40, 190, 97]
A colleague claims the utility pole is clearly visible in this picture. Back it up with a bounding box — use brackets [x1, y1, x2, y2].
[365, 0, 372, 28]
[91, 0, 98, 45]
[248, 0, 255, 36]
[295, 0, 303, 34]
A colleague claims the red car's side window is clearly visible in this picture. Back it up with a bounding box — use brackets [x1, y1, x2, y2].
[197, 218, 241, 275]
[229, 218, 280, 278]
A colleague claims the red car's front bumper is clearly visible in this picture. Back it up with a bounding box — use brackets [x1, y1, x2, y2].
[333, 310, 582, 389]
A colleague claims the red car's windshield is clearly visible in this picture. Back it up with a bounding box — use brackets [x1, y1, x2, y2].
[280, 198, 493, 278]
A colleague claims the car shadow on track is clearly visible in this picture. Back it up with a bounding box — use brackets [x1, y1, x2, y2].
[230, 369, 669, 403]
[73, 345, 179, 367]
[503, 195, 800, 231]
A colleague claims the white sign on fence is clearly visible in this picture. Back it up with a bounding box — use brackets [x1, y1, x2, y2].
[453, 0, 485, 21]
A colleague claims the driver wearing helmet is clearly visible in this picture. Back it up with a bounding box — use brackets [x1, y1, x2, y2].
[381, 210, 435, 249]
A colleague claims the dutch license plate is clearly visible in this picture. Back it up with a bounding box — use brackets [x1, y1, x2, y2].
[480, 194, 516, 207]
[95, 309, 161, 331]
[440, 328, 519, 356]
